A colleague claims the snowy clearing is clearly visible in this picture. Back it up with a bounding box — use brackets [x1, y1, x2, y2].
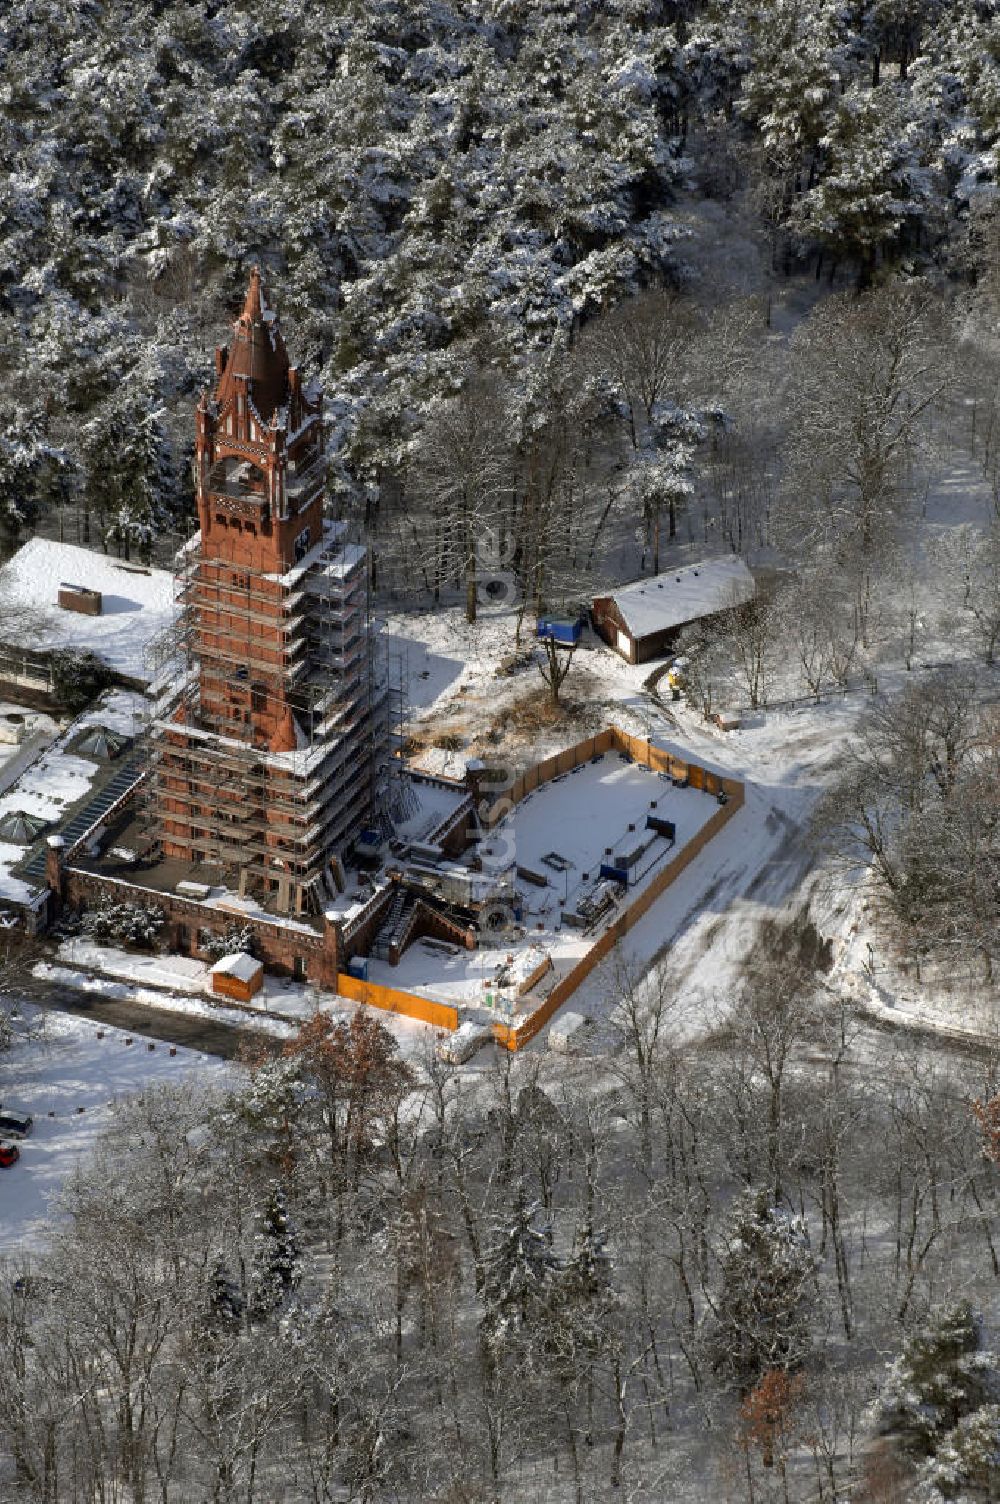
[0, 1007, 230, 1255]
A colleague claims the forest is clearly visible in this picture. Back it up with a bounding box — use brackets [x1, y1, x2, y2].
[5, 945, 1000, 1501]
[4, 1, 1000, 1499]
[1, 0, 1000, 587]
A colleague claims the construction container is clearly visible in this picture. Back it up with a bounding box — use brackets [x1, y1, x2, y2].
[536, 616, 584, 646]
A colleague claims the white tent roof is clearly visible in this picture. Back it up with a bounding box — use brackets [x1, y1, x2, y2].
[211, 952, 264, 982]
[603, 556, 755, 639]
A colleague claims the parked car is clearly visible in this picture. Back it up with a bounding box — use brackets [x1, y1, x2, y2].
[0, 1142, 20, 1167]
[0, 1110, 33, 1137]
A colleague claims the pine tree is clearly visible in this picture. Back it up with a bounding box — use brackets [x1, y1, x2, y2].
[710, 1188, 818, 1391]
[200, 924, 258, 962]
[250, 1185, 302, 1319]
[481, 1185, 561, 1355]
[0, 407, 62, 557]
[878, 1302, 996, 1455]
[793, 82, 935, 281]
[207, 1261, 245, 1329]
[80, 895, 166, 949]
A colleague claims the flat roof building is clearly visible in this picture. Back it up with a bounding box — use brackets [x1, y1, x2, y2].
[0, 539, 177, 687]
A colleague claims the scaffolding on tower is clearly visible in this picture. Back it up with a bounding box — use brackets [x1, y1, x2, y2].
[142, 520, 394, 917]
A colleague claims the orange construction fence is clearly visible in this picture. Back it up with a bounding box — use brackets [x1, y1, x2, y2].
[336, 972, 459, 1032]
[493, 770, 745, 1051]
[339, 723, 745, 1051]
[481, 725, 740, 827]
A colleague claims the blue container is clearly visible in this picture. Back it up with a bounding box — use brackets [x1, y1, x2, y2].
[537, 616, 583, 646]
[347, 958, 369, 981]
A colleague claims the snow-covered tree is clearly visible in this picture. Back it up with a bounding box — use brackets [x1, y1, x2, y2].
[736, 0, 845, 178]
[710, 1188, 818, 1391]
[0, 407, 65, 557]
[250, 1186, 302, 1319]
[405, 373, 513, 622]
[781, 282, 954, 643]
[49, 649, 113, 714]
[878, 1302, 999, 1456]
[481, 1185, 561, 1355]
[793, 82, 937, 280]
[80, 895, 166, 950]
[200, 924, 257, 963]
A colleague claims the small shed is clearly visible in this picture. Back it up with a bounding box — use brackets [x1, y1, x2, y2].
[210, 952, 264, 1003]
[592, 556, 755, 664]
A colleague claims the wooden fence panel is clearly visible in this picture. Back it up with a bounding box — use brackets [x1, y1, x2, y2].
[497, 779, 745, 1050]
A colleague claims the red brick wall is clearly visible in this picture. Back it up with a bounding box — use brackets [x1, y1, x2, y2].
[58, 867, 339, 989]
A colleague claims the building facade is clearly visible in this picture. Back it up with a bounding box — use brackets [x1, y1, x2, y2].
[152, 269, 389, 916]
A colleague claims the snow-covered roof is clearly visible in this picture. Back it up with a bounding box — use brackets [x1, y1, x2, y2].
[0, 690, 147, 905]
[210, 952, 264, 982]
[0, 540, 178, 683]
[601, 556, 755, 639]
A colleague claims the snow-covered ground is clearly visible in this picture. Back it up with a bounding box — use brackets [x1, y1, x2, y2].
[816, 873, 1000, 1044]
[54, 938, 210, 994]
[0, 1006, 230, 1254]
[373, 588, 854, 1038]
[0, 538, 177, 683]
[35, 959, 285, 1030]
[386, 601, 655, 778]
[368, 755, 727, 1015]
[34, 942, 439, 1059]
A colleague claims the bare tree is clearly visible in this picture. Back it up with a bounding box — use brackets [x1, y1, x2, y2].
[581, 290, 704, 451]
[964, 523, 1000, 664]
[407, 372, 513, 623]
[729, 941, 820, 1204]
[781, 283, 956, 644]
[535, 632, 577, 705]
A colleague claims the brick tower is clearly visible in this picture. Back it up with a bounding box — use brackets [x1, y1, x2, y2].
[153, 269, 388, 916]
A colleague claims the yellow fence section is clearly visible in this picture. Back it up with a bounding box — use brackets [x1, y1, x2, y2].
[494, 774, 745, 1051]
[481, 724, 742, 827]
[339, 722, 745, 1051]
[336, 972, 460, 1032]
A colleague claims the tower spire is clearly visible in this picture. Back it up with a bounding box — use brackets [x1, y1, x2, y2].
[213, 265, 290, 424]
[240, 264, 264, 325]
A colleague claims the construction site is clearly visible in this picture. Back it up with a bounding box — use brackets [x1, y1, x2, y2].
[0, 270, 747, 1048]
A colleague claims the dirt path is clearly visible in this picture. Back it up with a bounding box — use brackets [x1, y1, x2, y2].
[11, 976, 276, 1061]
